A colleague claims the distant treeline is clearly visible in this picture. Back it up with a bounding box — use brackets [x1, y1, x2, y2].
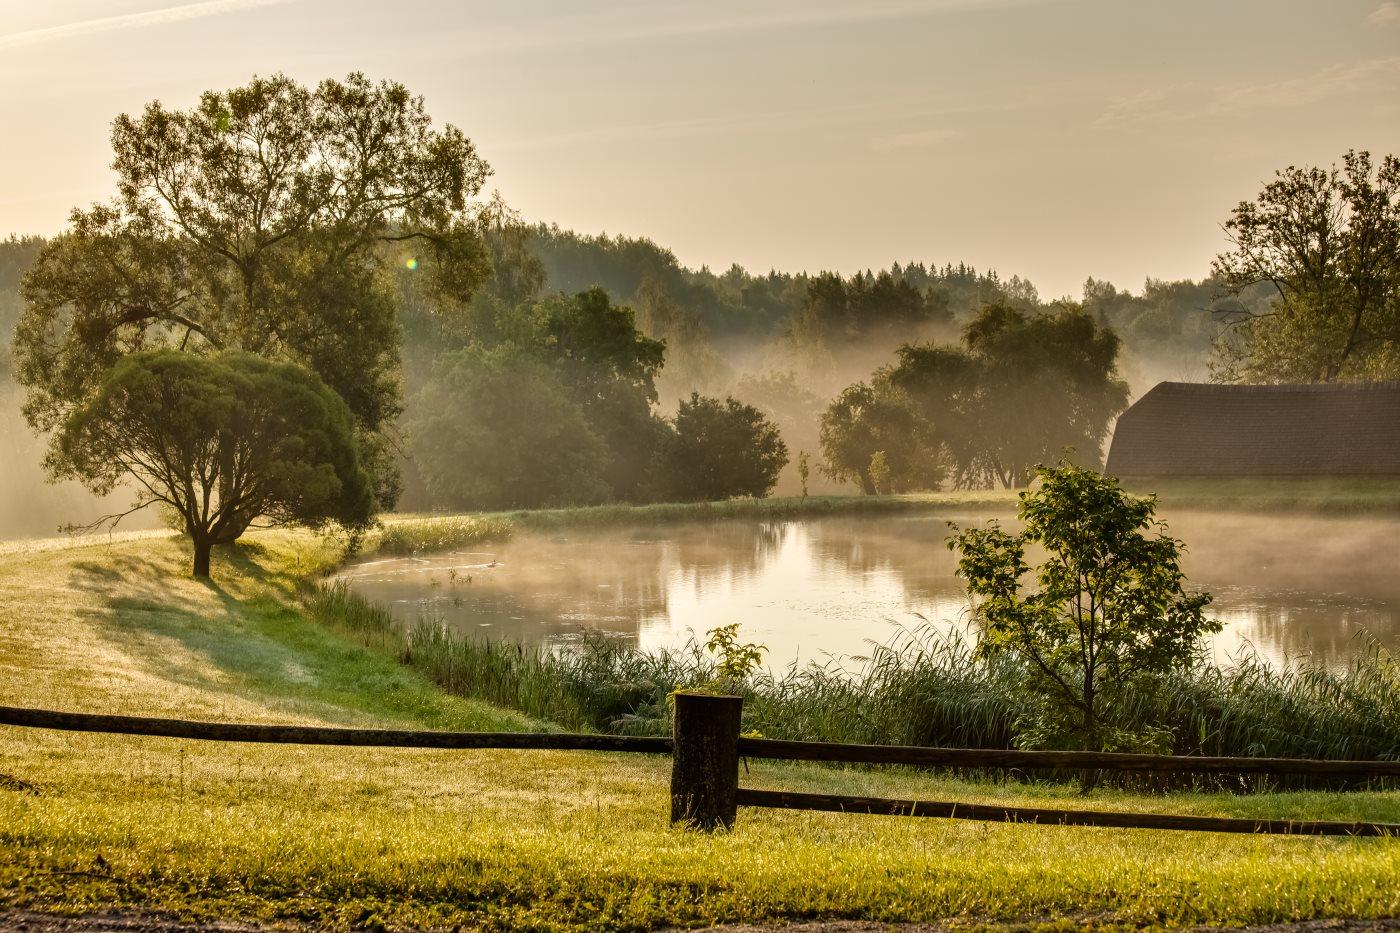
[525, 224, 1269, 390]
[0, 227, 1264, 520]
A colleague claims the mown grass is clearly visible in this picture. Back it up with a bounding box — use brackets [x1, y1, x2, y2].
[2, 527, 1400, 928]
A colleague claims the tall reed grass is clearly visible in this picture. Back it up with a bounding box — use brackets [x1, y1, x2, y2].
[369, 515, 514, 556]
[305, 583, 1400, 783]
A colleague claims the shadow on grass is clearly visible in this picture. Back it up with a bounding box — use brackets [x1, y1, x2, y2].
[64, 536, 533, 732]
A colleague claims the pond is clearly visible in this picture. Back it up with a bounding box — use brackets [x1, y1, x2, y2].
[339, 511, 1400, 671]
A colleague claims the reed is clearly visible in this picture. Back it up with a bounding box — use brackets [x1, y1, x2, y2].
[305, 583, 1400, 783]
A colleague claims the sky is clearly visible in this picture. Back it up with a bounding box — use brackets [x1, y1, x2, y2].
[0, 0, 1397, 298]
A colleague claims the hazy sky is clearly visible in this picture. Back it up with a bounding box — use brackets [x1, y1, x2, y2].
[1, 0, 1397, 297]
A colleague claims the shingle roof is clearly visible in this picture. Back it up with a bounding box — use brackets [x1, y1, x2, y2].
[1105, 381, 1400, 476]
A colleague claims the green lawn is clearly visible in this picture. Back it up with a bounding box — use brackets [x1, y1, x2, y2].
[0, 528, 1398, 930]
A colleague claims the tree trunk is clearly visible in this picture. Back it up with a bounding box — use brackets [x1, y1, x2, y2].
[192, 536, 213, 579]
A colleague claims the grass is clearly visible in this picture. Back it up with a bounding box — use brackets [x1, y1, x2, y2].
[1126, 475, 1400, 515]
[2, 526, 1400, 928]
[314, 585, 1400, 780]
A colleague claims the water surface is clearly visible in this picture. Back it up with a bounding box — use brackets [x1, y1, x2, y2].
[340, 511, 1400, 671]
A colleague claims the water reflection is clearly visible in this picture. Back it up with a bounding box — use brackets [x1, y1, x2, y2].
[339, 511, 1400, 671]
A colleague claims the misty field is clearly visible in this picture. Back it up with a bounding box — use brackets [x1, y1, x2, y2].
[0, 519, 1398, 929]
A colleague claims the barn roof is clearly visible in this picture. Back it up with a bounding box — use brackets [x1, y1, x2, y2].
[1105, 381, 1400, 477]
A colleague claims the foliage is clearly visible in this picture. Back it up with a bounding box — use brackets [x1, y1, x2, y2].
[887, 302, 1130, 488]
[406, 346, 610, 510]
[868, 450, 891, 495]
[505, 287, 670, 502]
[1212, 150, 1400, 383]
[663, 392, 789, 501]
[818, 380, 942, 494]
[950, 465, 1218, 752]
[54, 350, 373, 576]
[787, 269, 954, 363]
[703, 623, 767, 693]
[15, 73, 494, 513]
[797, 450, 811, 497]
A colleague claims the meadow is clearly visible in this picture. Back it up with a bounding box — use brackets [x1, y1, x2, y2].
[1, 497, 1400, 928]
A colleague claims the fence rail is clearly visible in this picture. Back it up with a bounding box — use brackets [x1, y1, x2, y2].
[3, 698, 1399, 837]
[0, 705, 673, 754]
[735, 789, 1398, 836]
[738, 736, 1400, 778]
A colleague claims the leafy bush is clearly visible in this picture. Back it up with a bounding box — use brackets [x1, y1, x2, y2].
[951, 465, 1217, 753]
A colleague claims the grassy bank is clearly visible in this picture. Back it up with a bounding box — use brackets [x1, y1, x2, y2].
[2, 529, 1400, 928]
[1126, 476, 1400, 515]
[313, 583, 1400, 778]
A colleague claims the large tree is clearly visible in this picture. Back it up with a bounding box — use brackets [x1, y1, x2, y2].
[823, 303, 1127, 492]
[961, 302, 1128, 487]
[512, 287, 669, 501]
[58, 351, 375, 577]
[1212, 150, 1400, 383]
[16, 72, 493, 513]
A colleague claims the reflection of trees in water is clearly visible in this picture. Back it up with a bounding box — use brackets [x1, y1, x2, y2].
[354, 521, 793, 646]
[1212, 592, 1398, 669]
[348, 511, 1400, 669]
[801, 516, 975, 602]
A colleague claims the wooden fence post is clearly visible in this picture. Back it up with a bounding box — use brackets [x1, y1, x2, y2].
[670, 691, 743, 830]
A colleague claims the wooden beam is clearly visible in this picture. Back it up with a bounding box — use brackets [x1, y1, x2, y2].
[736, 789, 1400, 836]
[0, 705, 673, 753]
[738, 737, 1400, 778]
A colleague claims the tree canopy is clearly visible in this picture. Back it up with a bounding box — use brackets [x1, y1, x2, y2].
[57, 351, 374, 576]
[823, 302, 1128, 491]
[407, 346, 609, 511]
[16, 72, 494, 508]
[1212, 150, 1400, 383]
[664, 393, 789, 501]
[951, 465, 1217, 754]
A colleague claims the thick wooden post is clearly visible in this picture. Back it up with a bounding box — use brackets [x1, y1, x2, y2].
[670, 691, 743, 830]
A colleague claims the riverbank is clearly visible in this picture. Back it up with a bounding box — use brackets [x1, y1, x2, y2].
[2, 529, 1400, 929]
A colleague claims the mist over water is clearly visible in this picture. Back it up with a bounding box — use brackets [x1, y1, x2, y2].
[340, 510, 1400, 672]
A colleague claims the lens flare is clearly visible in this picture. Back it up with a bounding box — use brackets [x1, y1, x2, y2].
[405, 257, 419, 270]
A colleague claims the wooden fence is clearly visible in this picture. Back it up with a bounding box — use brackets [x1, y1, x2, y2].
[2, 696, 1399, 837]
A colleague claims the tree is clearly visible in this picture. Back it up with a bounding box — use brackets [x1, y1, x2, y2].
[514, 287, 669, 501]
[818, 381, 942, 494]
[56, 351, 374, 577]
[1212, 150, 1400, 383]
[963, 303, 1129, 487]
[797, 450, 811, 498]
[664, 393, 789, 501]
[888, 303, 1128, 488]
[950, 465, 1217, 753]
[16, 73, 493, 511]
[407, 347, 609, 511]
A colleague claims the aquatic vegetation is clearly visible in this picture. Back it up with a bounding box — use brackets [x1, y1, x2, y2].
[306, 581, 1400, 783]
[370, 514, 515, 556]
